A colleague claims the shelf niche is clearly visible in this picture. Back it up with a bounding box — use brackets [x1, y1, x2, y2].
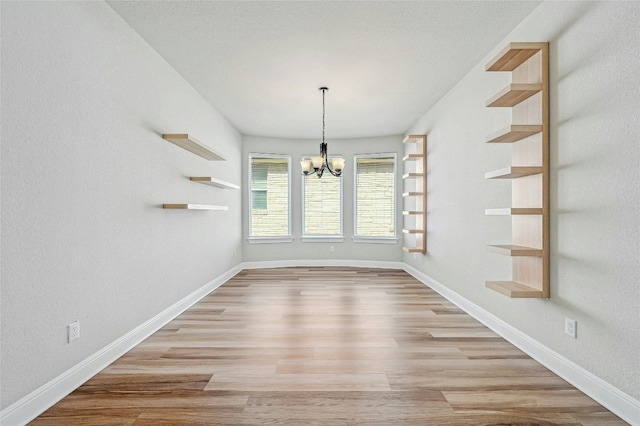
[402, 134, 427, 254]
[484, 42, 549, 299]
[162, 134, 226, 161]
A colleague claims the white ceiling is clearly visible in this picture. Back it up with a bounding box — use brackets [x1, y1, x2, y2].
[107, 1, 541, 139]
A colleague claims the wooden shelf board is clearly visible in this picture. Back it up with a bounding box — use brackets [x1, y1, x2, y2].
[403, 134, 426, 144]
[162, 134, 226, 161]
[485, 281, 544, 298]
[402, 154, 424, 161]
[486, 42, 545, 72]
[402, 173, 424, 179]
[486, 244, 543, 257]
[402, 191, 424, 197]
[163, 204, 228, 210]
[486, 125, 543, 143]
[485, 208, 543, 216]
[190, 177, 239, 189]
[403, 247, 424, 253]
[403, 229, 424, 234]
[402, 210, 423, 215]
[486, 83, 541, 107]
[485, 166, 542, 179]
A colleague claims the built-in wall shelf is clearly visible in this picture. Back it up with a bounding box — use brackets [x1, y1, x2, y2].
[485, 281, 544, 298]
[486, 244, 543, 257]
[486, 83, 541, 107]
[485, 167, 543, 179]
[486, 125, 542, 143]
[402, 247, 424, 253]
[484, 41, 549, 299]
[163, 204, 228, 210]
[189, 177, 239, 189]
[486, 43, 546, 71]
[402, 154, 424, 161]
[402, 172, 424, 179]
[162, 134, 226, 161]
[403, 229, 425, 234]
[403, 135, 425, 144]
[485, 208, 543, 216]
[402, 134, 427, 254]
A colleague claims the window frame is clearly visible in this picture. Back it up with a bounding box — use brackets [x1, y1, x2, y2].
[300, 155, 345, 242]
[352, 152, 398, 243]
[247, 153, 292, 243]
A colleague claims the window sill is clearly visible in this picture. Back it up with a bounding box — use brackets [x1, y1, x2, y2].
[352, 237, 398, 244]
[247, 237, 293, 244]
[301, 236, 345, 243]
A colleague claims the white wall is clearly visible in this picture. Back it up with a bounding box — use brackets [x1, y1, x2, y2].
[0, 2, 242, 409]
[242, 135, 404, 263]
[405, 1, 640, 400]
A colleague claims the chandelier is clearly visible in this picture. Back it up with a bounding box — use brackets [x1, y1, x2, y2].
[300, 87, 345, 178]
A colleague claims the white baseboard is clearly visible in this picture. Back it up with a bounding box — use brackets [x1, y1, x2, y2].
[0, 263, 244, 426]
[241, 259, 405, 270]
[403, 264, 640, 426]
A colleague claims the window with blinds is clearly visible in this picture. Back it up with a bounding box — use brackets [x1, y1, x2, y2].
[249, 154, 290, 237]
[354, 154, 396, 238]
[302, 165, 343, 236]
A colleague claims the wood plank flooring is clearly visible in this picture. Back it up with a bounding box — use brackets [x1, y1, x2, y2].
[33, 267, 625, 425]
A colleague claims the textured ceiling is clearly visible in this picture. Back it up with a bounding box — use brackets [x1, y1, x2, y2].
[107, 1, 541, 139]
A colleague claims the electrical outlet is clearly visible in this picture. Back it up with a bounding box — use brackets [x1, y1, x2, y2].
[564, 318, 576, 338]
[68, 321, 80, 343]
[330, 246, 335, 253]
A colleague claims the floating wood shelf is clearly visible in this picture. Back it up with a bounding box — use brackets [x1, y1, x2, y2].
[486, 244, 543, 257]
[403, 135, 426, 144]
[163, 204, 228, 210]
[486, 83, 541, 107]
[486, 42, 546, 72]
[485, 166, 543, 179]
[402, 173, 424, 179]
[403, 229, 424, 234]
[485, 208, 543, 215]
[402, 247, 424, 253]
[162, 134, 226, 161]
[486, 125, 543, 143]
[190, 177, 239, 189]
[485, 281, 545, 298]
[402, 134, 427, 254]
[402, 154, 424, 161]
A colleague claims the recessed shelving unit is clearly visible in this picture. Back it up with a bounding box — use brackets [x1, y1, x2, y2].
[162, 133, 226, 161]
[189, 177, 239, 189]
[484, 42, 549, 299]
[163, 204, 228, 210]
[402, 134, 427, 254]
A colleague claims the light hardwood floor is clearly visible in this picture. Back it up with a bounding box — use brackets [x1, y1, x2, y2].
[34, 267, 625, 425]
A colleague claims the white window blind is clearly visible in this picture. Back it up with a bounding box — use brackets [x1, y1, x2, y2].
[249, 155, 290, 237]
[302, 170, 342, 236]
[354, 155, 396, 238]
